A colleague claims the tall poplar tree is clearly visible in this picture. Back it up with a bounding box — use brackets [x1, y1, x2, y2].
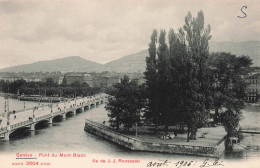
[157, 30, 171, 133]
[144, 30, 159, 129]
[181, 11, 212, 141]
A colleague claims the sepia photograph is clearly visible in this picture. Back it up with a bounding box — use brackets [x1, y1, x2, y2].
[0, 0, 259, 167]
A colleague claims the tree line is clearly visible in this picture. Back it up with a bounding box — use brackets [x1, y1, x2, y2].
[106, 11, 252, 142]
[0, 78, 100, 97]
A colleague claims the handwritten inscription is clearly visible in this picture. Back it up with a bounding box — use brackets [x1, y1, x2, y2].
[199, 158, 224, 168]
[238, 5, 247, 18]
[147, 160, 171, 167]
[147, 158, 224, 168]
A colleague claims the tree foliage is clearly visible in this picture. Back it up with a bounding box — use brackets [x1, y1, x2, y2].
[1, 78, 100, 97]
[157, 30, 171, 133]
[144, 10, 251, 142]
[144, 30, 158, 124]
[208, 52, 252, 138]
[105, 76, 145, 132]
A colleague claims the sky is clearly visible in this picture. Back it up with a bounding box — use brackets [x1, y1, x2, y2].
[0, 0, 260, 69]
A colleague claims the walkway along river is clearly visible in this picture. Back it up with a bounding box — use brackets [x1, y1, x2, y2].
[0, 97, 259, 160]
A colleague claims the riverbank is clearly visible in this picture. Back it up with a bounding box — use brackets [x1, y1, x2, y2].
[84, 119, 226, 158]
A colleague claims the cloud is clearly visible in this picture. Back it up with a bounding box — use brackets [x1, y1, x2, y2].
[0, 1, 38, 14]
[0, 0, 260, 69]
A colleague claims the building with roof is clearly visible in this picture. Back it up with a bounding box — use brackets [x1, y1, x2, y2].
[245, 73, 260, 103]
[64, 73, 93, 87]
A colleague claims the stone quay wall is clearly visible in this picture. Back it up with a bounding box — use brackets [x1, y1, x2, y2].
[84, 119, 226, 158]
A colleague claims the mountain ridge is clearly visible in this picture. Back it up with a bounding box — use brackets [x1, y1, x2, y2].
[1, 41, 259, 73]
[1, 56, 103, 73]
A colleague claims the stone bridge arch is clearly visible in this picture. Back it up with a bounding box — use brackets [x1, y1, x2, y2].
[9, 127, 29, 139]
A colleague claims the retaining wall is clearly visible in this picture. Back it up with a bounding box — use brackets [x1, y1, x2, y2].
[84, 119, 226, 158]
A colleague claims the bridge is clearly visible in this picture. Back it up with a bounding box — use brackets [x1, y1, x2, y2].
[0, 94, 107, 141]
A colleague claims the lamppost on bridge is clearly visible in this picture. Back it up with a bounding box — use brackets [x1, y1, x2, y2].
[7, 111, 10, 126]
[135, 111, 139, 137]
[64, 100, 66, 110]
[91, 98, 93, 121]
[4, 91, 10, 126]
[74, 91, 77, 106]
[91, 101, 93, 121]
[33, 107, 35, 119]
[209, 128, 211, 146]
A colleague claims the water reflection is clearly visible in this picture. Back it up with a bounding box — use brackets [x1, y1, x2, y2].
[35, 121, 50, 129]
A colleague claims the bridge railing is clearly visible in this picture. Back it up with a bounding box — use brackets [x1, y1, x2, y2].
[66, 107, 75, 112]
[13, 107, 34, 114]
[36, 114, 52, 122]
[14, 103, 53, 113]
[11, 120, 31, 130]
[13, 95, 105, 114]
[0, 127, 7, 134]
[67, 105, 83, 112]
[53, 111, 63, 116]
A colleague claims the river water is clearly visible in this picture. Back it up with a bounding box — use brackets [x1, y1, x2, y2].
[0, 97, 259, 161]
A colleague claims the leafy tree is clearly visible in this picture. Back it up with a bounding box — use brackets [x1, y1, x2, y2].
[61, 87, 75, 97]
[208, 52, 252, 139]
[45, 87, 63, 97]
[106, 93, 123, 130]
[61, 76, 67, 86]
[145, 11, 212, 141]
[105, 76, 145, 132]
[45, 78, 55, 86]
[69, 81, 81, 87]
[178, 11, 212, 141]
[20, 86, 35, 95]
[0, 74, 101, 98]
[0, 80, 4, 92]
[168, 27, 193, 134]
[10, 79, 27, 93]
[220, 108, 240, 139]
[82, 82, 89, 88]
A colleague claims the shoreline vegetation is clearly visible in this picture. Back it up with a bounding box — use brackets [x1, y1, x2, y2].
[0, 77, 101, 99]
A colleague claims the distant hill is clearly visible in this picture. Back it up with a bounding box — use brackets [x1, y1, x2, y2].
[1, 41, 259, 73]
[0, 56, 102, 72]
[99, 41, 260, 72]
[209, 41, 260, 67]
[98, 50, 149, 73]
